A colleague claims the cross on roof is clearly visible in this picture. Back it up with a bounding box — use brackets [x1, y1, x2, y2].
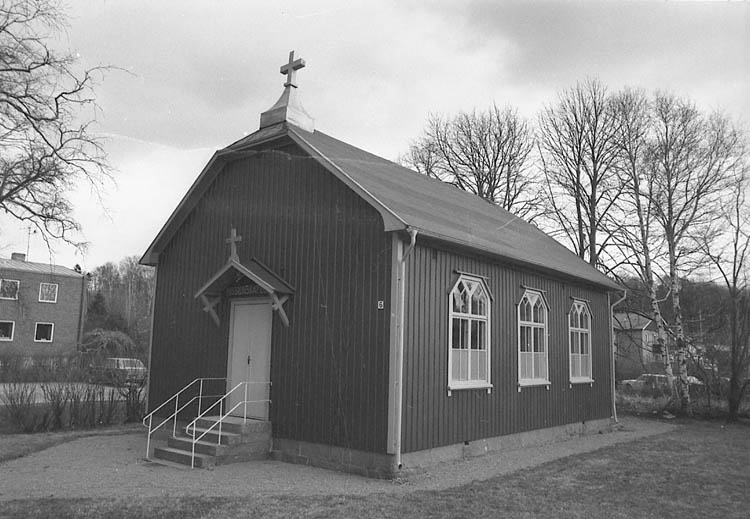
[226, 227, 242, 260]
[280, 50, 305, 88]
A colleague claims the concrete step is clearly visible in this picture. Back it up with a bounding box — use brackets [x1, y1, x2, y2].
[193, 416, 271, 435]
[184, 426, 242, 445]
[168, 436, 228, 456]
[153, 446, 215, 468]
[215, 439, 270, 464]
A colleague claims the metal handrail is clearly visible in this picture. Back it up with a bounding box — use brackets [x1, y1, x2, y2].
[142, 377, 226, 459]
[185, 381, 271, 468]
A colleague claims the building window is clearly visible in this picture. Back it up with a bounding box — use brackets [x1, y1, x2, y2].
[34, 322, 54, 342]
[39, 283, 58, 303]
[518, 289, 549, 385]
[448, 274, 491, 392]
[0, 321, 14, 341]
[569, 300, 593, 382]
[0, 279, 20, 300]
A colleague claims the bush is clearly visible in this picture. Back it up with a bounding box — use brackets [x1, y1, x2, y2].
[0, 382, 49, 433]
[80, 329, 138, 358]
[0, 351, 147, 433]
[0, 353, 89, 383]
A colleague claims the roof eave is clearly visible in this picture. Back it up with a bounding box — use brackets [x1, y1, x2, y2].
[409, 228, 622, 292]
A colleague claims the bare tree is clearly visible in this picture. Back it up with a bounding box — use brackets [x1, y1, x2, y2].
[402, 104, 539, 220]
[609, 88, 675, 386]
[87, 256, 155, 357]
[0, 0, 109, 247]
[645, 92, 744, 414]
[538, 78, 622, 268]
[698, 167, 750, 421]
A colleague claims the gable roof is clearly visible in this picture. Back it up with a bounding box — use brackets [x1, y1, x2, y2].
[141, 123, 620, 291]
[0, 257, 82, 278]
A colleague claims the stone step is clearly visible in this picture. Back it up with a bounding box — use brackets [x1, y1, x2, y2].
[215, 438, 271, 464]
[184, 426, 242, 445]
[193, 416, 271, 435]
[168, 436, 228, 456]
[153, 446, 215, 468]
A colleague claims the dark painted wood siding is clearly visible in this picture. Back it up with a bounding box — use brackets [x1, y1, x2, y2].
[401, 240, 613, 453]
[149, 142, 392, 453]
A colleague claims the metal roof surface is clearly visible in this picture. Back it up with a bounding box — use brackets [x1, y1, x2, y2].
[0, 258, 82, 278]
[288, 127, 620, 291]
[144, 123, 620, 291]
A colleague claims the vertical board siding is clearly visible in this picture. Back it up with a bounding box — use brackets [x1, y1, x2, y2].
[149, 144, 392, 453]
[401, 242, 613, 453]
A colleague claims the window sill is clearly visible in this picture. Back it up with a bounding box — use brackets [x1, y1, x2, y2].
[569, 378, 594, 388]
[517, 380, 551, 392]
[448, 383, 493, 396]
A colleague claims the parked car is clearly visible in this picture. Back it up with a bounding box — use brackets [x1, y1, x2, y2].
[621, 373, 671, 393]
[89, 357, 147, 385]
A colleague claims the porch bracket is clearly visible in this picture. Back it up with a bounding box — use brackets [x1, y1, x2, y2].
[199, 294, 221, 327]
[271, 293, 290, 327]
[194, 246, 295, 328]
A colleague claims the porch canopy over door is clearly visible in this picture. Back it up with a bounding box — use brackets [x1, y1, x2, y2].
[194, 256, 294, 327]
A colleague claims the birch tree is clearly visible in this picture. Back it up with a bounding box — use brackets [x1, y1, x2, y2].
[402, 104, 539, 220]
[645, 93, 744, 413]
[609, 88, 675, 388]
[538, 78, 622, 268]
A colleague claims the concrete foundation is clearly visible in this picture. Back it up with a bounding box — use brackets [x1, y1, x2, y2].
[272, 417, 615, 479]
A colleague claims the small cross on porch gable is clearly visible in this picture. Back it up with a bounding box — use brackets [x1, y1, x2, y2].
[226, 227, 242, 261]
[280, 50, 305, 88]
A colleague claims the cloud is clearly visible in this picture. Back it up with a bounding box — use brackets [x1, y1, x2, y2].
[23, 0, 744, 269]
[404, 1, 750, 115]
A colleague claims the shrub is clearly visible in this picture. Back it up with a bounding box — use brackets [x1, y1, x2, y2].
[0, 382, 49, 433]
[0, 353, 89, 383]
[0, 350, 147, 432]
[80, 329, 137, 358]
[41, 383, 69, 430]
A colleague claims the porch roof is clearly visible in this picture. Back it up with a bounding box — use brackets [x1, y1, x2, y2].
[194, 257, 294, 328]
[194, 257, 294, 300]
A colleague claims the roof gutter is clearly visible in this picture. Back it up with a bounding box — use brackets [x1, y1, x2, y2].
[610, 289, 627, 424]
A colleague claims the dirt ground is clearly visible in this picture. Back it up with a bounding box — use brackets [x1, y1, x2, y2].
[0, 416, 674, 501]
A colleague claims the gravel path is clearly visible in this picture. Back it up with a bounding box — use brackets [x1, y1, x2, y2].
[0, 417, 675, 501]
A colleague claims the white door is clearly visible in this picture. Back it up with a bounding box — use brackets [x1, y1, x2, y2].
[227, 299, 272, 420]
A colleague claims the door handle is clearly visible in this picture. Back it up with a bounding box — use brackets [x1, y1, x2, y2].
[247, 355, 251, 365]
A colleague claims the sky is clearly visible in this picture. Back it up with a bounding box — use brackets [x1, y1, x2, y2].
[1, 0, 749, 271]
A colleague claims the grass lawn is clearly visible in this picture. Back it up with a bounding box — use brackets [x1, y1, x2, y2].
[0, 424, 141, 463]
[1, 419, 748, 518]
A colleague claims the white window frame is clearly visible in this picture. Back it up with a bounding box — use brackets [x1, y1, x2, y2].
[34, 322, 54, 343]
[517, 289, 550, 387]
[0, 321, 14, 341]
[569, 300, 594, 384]
[447, 274, 493, 395]
[39, 282, 58, 303]
[0, 279, 20, 300]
